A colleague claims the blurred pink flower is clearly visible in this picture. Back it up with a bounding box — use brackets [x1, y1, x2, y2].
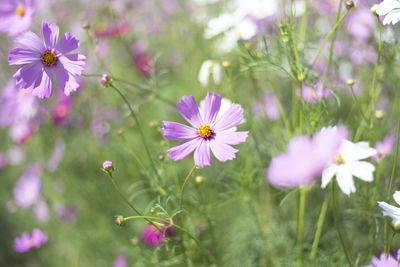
[141, 223, 174, 247]
[14, 228, 48, 253]
[373, 135, 396, 162]
[14, 163, 42, 208]
[113, 254, 127, 267]
[366, 249, 400, 267]
[0, 0, 35, 36]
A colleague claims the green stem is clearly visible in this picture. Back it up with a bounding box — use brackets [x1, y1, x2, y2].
[387, 231, 396, 257]
[179, 165, 197, 210]
[386, 117, 400, 201]
[110, 84, 159, 180]
[332, 183, 352, 267]
[307, 10, 349, 73]
[369, 18, 382, 131]
[309, 195, 329, 260]
[297, 187, 307, 267]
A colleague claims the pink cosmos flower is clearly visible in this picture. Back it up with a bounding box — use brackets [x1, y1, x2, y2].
[113, 254, 127, 267]
[266, 126, 348, 188]
[0, 0, 35, 36]
[8, 22, 86, 98]
[162, 92, 249, 168]
[14, 228, 48, 253]
[296, 81, 330, 104]
[373, 135, 396, 162]
[14, 163, 42, 208]
[366, 250, 400, 267]
[141, 223, 174, 247]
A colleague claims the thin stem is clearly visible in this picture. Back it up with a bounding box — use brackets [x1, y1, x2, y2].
[109, 174, 142, 216]
[297, 186, 307, 267]
[307, 10, 349, 73]
[369, 18, 382, 131]
[179, 165, 197, 210]
[110, 84, 159, 180]
[387, 231, 396, 257]
[386, 117, 400, 201]
[332, 183, 353, 267]
[309, 195, 329, 260]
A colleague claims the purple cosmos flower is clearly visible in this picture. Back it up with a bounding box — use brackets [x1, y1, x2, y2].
[113, 254, 127, 267]
[14, 163, 42, 208]
[52, 92, 71, 125]
[162, 92, 249, 168]
[366, 249, 400, 267]
[34, 198, 49, 222]
[141, 223, 174, 247]
[266, 126, 348, 188]
[14, 228, 48, 253]
[0, 0, 35, 36]
[296, 81, 330, 104]
[373, 135, 396, 162]
[8, 22, 86, 98]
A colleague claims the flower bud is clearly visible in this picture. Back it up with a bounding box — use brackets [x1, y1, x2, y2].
[222, 61, 230, 68]
[345, 1, 354, 10]
[371, 4, 379, 16]
[148, 121, 157, 128]
[131, 237, 139, 245]
[195, 176, 204, 184]
[149, 207, 155, 214]
[116, 216, 126, 226]
[375, 109, 384, 120]
[82, 21, 90, 30]
[102, 160, 114, 174]
[392, 219, 400, 232]
[117, 129, 124, 136]
[100, 74, 113, 87]
[158, 154, 165, 160]
[346, 79, 355, 86]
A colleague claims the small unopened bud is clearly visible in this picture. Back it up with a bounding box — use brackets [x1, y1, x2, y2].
[222, 61, 230, 68]
[158, 154, 165, 160]
[117, 129, 124, 136]
[392, 219, 400, 232]
[195, 176, 204, 184]
[148, 121, 157, 128]
[345, 1, 354, 10]
[102, 160, 114, 174]
[100, 74, 112, 87]
[346, 79, 355, 86]
[371, 4, 379, 16]
[149, 208, 155, 214]
[131, 237, 139, 245]
[116, 216, 126, 226]
[375, 109, 384, 120]
[82, 21, 90, 30]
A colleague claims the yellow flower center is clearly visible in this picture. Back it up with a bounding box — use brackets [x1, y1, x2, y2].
[41, 51, 57, 66]
[16, 6, 25, 16]
[198, 125, 213, 139]
[334, 154, 343, 165]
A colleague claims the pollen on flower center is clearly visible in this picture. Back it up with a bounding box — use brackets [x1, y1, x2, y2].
[41, 51, 57, 67]
[198, 125, 213, 139]
[334, 154, 343, 164]
[15, 6, 25, 16]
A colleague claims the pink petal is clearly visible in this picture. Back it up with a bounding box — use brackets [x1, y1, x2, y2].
[13, 31, 45, 53]
[32, 68, 53, 98]
[177, 95, 203, 128]
[59, 54, 86, 76]
[194, 139, 211, 168]
[209, 139, 238, 162]
[215, 131, 249, 145]
[202, 92, 221, 125]
[213, 104, 244, 132]
[54, 65, 80, 96]
[162, 121, 198, 140]
[42, 22, 59, 49]
[167, 138, 199, 161]
[13, 63, 43, 90]
[8, 48, 41, 65]
[56, 32, 80, 55]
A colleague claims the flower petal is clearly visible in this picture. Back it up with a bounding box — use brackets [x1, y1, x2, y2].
[394, 191, 400, 206]
[213, 103, 244, 131]
[209, 139, 238, 162]
[378, 201, 400, 220]
[376, 0, 400, 16]
[32, 68, 53, 99]
[42, 22, 59, 49]
[56, 32, 80, 55]
[167, 138, 199, 161]
[336, 165, 355, 195]
[58, 54, 86, 76]
[162, 121, 198, 140]
[321, 164, 338, 189]
[215, 131, 249, 145]
[13, 63, 43, 90]
[13, 31, 45, 53]
[194, 139, 211, 168]
[53, 65, 80, 96]
[8, 48, 41, 65]
[345, 161, 375, 182]
[176, 95, 203, 128]
[202, 92, 221, 125]
[340, 140, 377, 162]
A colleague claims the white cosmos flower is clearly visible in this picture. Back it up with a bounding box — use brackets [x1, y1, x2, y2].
[198, 60, 222, 87]
[376, 0, 400, 25]
[378, 191, 400, 222]
[321, 140, 377, 195]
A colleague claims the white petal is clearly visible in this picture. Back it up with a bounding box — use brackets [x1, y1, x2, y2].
[321, 164, 338, 188]
[345, 161, 375, 182]
[336, 165, 356, 195]
[198, 60, 213, 87]
[378, 201, 400, 220]
[377, 0, 400, 16]
[394, 191, 400, 205]
[340, 140, 377, 162]
[383, 9, 400, 25]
